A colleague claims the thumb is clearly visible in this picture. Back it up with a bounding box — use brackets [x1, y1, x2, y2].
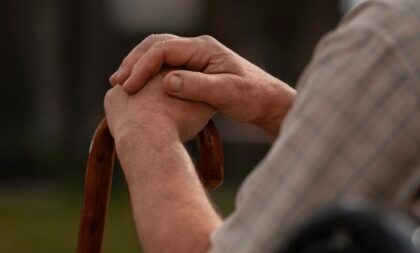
[163, 70, 225, 107]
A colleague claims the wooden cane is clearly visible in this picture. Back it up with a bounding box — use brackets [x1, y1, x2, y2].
[76, 117, 224, 253]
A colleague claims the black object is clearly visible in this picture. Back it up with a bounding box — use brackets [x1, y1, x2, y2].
[280, 202, 420, 253]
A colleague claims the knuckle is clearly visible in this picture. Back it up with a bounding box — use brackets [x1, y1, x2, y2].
[120, 57, 130, 68]
[141, 34, 162, 50]
[158, 33, 177, 40]
[104, 87, 119, 106]
[153, 39, 170, 49]
[145, 34, 159, 43]
[149, 35, 183, 53]
[148, 41, 170, 57]
[198, 35, 216, 44]
[145, 33, 175, 44]
[104, 89, 114, 104]
[197, 35, 223, 54]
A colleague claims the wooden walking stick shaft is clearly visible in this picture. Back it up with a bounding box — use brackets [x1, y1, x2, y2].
[77, 118, 115, 253]
[77, 118, 223, 253]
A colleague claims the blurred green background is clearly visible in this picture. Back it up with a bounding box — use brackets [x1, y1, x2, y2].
[0, 0, 348, 251]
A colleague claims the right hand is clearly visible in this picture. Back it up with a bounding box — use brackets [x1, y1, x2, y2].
[105, 69, 214, 145]
[109, 34, 296, 140]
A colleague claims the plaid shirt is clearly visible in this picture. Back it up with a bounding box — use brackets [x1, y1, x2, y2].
[210, 0, 420, 252]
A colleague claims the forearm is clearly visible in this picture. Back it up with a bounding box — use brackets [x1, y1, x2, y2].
[115, 127, 222, 253]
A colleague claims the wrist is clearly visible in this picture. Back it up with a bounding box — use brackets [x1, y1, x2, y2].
[254, 79, 296, 141]
[114, 115, 180, 146]
[114, 120, 181, 176]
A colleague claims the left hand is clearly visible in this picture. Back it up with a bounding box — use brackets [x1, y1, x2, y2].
[109, 34, 296, 140]
[104, 69, 215, 144]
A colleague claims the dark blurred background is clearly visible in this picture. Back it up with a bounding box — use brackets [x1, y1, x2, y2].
[0, 0, 357, 252]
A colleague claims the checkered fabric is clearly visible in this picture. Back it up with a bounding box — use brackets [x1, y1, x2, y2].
[210, 0, 420, 252]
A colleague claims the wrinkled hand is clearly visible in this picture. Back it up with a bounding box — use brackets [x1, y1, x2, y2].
[104, 69, 214, 144]
[109, 34, 295, 140]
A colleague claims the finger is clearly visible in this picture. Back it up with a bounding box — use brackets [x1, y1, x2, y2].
[122, 37, 214, 93]
[109, 34, 179, 86]
[110, 34, 179, 85]
[162, 70, 232, 108]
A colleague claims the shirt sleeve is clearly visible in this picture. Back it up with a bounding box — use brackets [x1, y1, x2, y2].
[210, 2, 420, 252]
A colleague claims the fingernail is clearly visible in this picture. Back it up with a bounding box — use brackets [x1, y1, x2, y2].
[169, 75, 182, 92]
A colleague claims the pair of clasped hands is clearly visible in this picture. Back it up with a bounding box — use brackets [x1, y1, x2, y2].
[104, 34, 296, 148]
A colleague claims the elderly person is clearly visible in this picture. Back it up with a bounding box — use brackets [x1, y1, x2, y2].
[104, 0, 420, 252]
